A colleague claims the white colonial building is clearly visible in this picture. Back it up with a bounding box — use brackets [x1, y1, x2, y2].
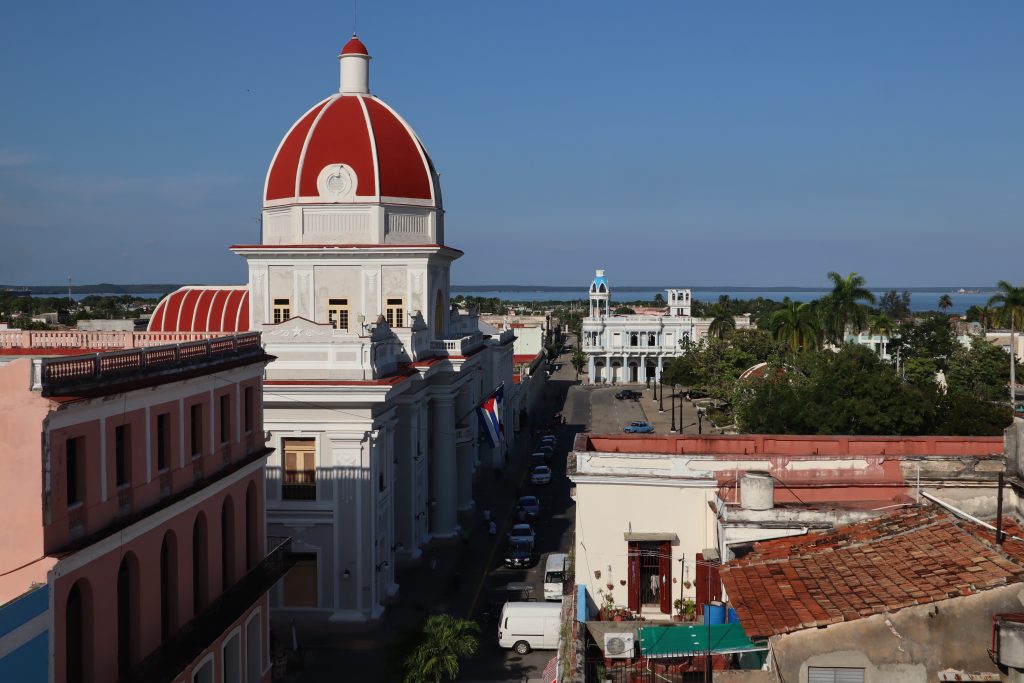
[581, 269, 752, 383]
[149, 36, 516, 623]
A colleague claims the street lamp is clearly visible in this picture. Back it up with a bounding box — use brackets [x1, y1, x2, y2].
[670, 384, 677, 433]
[659, 377, 664, 413]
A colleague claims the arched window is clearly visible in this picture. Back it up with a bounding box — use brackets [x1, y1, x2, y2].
[160, 532, 178, 642]
[434, 290, 444, 337]
[630, 333, 638, 347]
[117, 553, 140, 677]
[221, 496, 236, 591]
[245, 481, 260, 571]
[648, 334, 656, 347]
[599, 283, 607, 293]
[193, 512, 209, 616]
[66, 580, 90, 683]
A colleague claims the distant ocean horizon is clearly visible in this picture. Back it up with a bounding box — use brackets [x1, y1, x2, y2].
[453, 288, 995, 315]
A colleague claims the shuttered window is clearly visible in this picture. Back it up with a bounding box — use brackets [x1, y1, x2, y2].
[282, 438, 316, 500]
[807, 667, 865, 683]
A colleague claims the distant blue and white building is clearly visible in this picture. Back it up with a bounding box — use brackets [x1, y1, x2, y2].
[0, 585, 48, 683]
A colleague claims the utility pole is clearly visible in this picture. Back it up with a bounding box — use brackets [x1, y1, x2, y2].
[670, 385, 677, 433]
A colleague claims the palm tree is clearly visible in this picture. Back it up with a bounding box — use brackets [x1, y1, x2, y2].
[824, 271, 876, 342]
[404, 614, 480, 683]
[770, 302, 820, 354]
[868, 312, 895, 358]
[979, 304, 997, 331]
[571, 345, 587, 381]
[938, 294, 953, 312]
[988, 280, 1024, 409]
[707, 309, 735, 340]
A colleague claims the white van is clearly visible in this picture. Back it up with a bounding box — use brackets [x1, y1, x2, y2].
[498, 601, 562, 655]
[543, 553, 568, 601]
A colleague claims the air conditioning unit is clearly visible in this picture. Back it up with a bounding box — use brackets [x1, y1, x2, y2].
[604, 632, 635, 659]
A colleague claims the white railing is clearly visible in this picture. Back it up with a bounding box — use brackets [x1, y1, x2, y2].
[0, 329, 228, 350]
[429, 332, 484, 357]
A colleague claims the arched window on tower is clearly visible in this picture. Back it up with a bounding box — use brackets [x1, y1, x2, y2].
[434, 290, 444, 337]
[599, 283, 607, 293]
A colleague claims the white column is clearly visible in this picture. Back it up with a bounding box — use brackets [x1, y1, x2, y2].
[429, 395, 458, 537]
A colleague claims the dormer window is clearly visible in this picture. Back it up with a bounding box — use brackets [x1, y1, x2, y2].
[386, 299, 404, 328]
[273, 298, 291, 324]
[327, 298, 349, 331]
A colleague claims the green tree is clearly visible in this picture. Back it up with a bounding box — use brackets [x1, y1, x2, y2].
[653, 292, 665, 306]
[571, 345, 587, 381]
[823, 271, 876, 342]
[707, 309, 736, 340]
[938, 294, 953, 312]
[403, 615, 480, 683]
[946, 336, 1023, 403]
[887, 314, 957, 371]
[769, 302, 820, 354]
[868, 312, 896, 358]
[879, 290, 912, 320]
[988, 280, 1024, 408]
[613, 305, 635, 315]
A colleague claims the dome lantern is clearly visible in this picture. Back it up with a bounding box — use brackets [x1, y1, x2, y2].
[339, 35, 371, 94]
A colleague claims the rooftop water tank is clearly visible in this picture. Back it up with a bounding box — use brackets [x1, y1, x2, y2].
[740, 472, 774, 511]
[997, 614, 1024, 669]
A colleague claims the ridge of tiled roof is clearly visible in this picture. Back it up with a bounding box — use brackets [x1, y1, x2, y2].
[721, 506, 1024, 639]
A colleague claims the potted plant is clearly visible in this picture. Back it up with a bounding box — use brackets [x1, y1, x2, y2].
[599, 591, 615, 620]
[672, 598, 685, 622]
[682, 598, 697, 622]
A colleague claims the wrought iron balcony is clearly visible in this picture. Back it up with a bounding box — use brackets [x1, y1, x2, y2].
[122, 537, 297, 683]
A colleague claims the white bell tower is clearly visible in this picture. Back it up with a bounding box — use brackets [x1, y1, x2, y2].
[589, 269, 610, 319]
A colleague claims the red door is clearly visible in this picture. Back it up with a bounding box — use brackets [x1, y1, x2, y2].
[695, 552, 722, 617]
[658, 541, 672, 614]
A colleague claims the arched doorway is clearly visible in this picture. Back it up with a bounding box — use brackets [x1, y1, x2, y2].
[245, 481, 260, 571]
[628, 362, 639, 383]
[160, 531, 178, 643]
[594, 361, 604, 383]
[611, 362, 621, 383]
[66, 580, 91, 683]
[221, 496, 236, 592]
[193, 512, 209, 616]
[117, 553, 140, 677]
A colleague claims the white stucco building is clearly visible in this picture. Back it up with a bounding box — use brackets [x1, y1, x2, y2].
[580, 269, 752, 383]
[148, 36, 516, 623]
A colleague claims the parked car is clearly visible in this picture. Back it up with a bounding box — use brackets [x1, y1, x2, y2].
[530, 465, 552, 485]
[517, 495, 541, 517]
[498, 602, 562, 654]
[540, 434, 557, 447]
[504, 539, 537, 568]
[537, 444, 555, 458]
[615, 389, 641, 400]
[624, 421, 655, 434]
[530, 452, 547, 468]
[508, 523, 536, 544]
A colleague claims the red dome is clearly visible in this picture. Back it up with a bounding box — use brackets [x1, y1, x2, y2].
[341, 36, 368, 56]
[264, 93, 438, 206]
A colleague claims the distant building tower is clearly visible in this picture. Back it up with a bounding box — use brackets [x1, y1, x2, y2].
[589, 269, 610, 319]
[666, 288, 691, 317]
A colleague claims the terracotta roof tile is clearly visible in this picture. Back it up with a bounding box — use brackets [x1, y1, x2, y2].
[721, 507, 1024, 638]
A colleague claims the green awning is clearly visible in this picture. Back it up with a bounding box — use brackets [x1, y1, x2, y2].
[640, 624, 767, 659]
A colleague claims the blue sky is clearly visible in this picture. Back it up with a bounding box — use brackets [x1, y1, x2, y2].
[1, 1, 1021, 288]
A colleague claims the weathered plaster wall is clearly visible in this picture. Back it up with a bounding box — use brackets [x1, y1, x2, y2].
[771, 583, 1024, 682]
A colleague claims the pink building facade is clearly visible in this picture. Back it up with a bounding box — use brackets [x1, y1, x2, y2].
[0, 333, 286, 683]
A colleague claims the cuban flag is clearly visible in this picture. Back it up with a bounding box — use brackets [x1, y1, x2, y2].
[477, 384, 504, 448]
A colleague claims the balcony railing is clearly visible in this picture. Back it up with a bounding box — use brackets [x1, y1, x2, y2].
[430, 332, 484, 357]
[32, 332, 264, 395]
[123, 537, 297, 683]
[282, 471, 317, 501]
[0, 328, 228, 350]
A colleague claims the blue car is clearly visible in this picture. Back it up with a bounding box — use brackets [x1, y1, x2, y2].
[624, 421, 654, 434]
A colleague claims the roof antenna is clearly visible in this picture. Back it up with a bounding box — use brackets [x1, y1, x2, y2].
[353, 0, 358, 35]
